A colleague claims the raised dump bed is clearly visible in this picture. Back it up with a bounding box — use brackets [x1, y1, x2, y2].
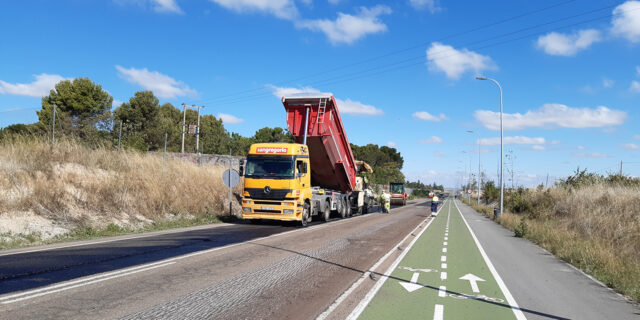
[283, 95, 357, 193]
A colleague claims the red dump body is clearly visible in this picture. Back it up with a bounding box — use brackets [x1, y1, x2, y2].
[283, 95, 357, 193]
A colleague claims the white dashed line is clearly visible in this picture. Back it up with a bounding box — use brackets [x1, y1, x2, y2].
[438, 286, 446, 297]
[441, 263, 447, 269]
[440, 272, 447, 280]
[434, 304, 444, 320]
[443, 241, 447, 246]
[442, 248, 447, 253]
[441, 256, 446, 262]
[444, 236, 448, 240]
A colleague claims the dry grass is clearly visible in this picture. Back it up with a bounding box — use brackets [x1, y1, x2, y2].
[0, 136, 241, 246]
[463, 184, 640, 301]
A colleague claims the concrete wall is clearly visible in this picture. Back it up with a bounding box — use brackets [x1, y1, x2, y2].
[167, 153, 244, 168]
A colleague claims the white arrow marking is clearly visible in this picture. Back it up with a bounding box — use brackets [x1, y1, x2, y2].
[459, 273, 486, 293]
[399, 272, 423, 293]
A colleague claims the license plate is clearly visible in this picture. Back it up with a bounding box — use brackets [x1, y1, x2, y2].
[261, 206, 274, 211]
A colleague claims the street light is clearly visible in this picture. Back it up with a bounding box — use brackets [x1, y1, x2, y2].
[467, 130, 481, 205]
[476, 76, 503, 218]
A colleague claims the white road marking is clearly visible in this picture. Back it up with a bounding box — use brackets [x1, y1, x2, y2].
[345, 199, 448, 320]
[444, 236, 448, 240]
[459, 273, 486, 293]
[440, 272, 447, 280]
[317, 201, 441, 320]
[441, 263, 447, 269]
[398, 266, 437, 273]
[1, 262, 175, 304]
[399, 272, 423, 293]
[454, 200, 527, 320]
[443, 241, 448, 246]
[434, 304, 444, 320]
[438, 286, 446, 298]
[441, 256, 446, 262]
[442, 248, 447, 253]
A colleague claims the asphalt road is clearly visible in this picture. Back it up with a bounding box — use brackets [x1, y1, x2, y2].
[0, 198, 638, 320]
[0, 201, 432, 320]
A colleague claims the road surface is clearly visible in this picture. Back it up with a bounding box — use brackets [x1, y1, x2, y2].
[0, 199, 637, 319]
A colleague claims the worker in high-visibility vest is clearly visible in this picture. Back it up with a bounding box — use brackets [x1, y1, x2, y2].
[431, 194, 439, 216]
[380, 192, 391, 213]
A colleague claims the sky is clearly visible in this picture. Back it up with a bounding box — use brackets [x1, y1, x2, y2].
[1, 0, 640, 188]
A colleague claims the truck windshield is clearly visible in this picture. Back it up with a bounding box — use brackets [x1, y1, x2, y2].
[390, 184, 404, 193]
[245, 157, 294, 179]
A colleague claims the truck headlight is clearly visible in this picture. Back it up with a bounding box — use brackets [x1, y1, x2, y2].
[283, 209, 294, 214]
[243, 207, 251, 212]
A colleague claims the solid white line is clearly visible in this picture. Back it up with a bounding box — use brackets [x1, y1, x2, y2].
[440, 272, 447, 280]
[345, 199, 447, 320]
[438, 286, 446, 298]
[316, 203, 434, 320]
[434, 304, 444, 320]
[441, 256, 446, 262]
[2, 262, 175, 304]
[442, 248, 447, 253]
[454, 200, 527, 320]
[441, 263, 447, 269]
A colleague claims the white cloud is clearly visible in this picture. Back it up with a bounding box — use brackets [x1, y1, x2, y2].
[412, 111, 448, 122]
[151, 0, 182, 13]
[426, 42, 496, 79]
[209, 0, 298, 20]
[611, 1, 640, 43]
[536, 29, 601, 56]
[116, 65, 196, 99]
[113, 99, 124, 107]
[409, 0, 440, 13]
[297, 5, 391, 45]
[623, 143, 640, 150]
[478, 136, 545, 146]
[532, 145, 545, 150]
[217, 113, 244, 124]
[602, 78, 615, 88]
[630, 81, 640, 93]
[577, 145, 585, 150]
[572, 152, 610, 158]
[267, 85, 383, 115]
[387, 141, 396, 147]
[474, 103, 627, 131]
[434, 151, 446, 157]
[419, 136, 443, 144]
[0, 74, 69, 97]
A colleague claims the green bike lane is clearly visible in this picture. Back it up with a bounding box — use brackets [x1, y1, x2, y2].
[352, 199, 525, 320]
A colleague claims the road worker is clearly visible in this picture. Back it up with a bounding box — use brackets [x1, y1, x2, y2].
[380, 192, 391, 213]
[431, 193, 439, 216]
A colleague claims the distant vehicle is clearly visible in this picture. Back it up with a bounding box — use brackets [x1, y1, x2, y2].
[240, 95, 375, 227]
[389, 182, 407, 206]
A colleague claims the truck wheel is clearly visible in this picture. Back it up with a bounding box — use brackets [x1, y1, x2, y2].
[339, 200, 347, 219]
[299, 204, 310, 227]
[346, 203, 352, 217]
[322, 201, 331, 222]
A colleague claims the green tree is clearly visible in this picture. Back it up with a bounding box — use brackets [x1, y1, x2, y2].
[351, 143, 405, 184]
[253, 127, 294, 143]
[37, 77, 113, 143]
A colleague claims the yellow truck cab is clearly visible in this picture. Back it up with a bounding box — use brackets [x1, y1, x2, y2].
[241, 143, 312, 224]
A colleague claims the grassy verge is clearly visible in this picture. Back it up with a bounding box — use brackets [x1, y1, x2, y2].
[0, 136, 242, 250]
[460, 194, 640, 302]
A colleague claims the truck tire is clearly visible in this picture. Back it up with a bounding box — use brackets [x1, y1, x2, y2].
[299, 203, 310, 227]
[346, 202, 352, 217]
[322, 201, 331, 222]
[339, 199, 347, 219]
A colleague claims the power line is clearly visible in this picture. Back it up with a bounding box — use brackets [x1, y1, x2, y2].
[205, 3, 630, 107]
[197, 0, 582, 105]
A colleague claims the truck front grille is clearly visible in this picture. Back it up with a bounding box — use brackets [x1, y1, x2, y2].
[246, 188, 291, 200]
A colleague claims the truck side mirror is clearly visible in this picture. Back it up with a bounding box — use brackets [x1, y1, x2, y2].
[239, 159, 245, 177]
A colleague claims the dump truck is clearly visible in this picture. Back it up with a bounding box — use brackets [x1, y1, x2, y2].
[240, 95, 374, 226]
[389, 182, 407, 206]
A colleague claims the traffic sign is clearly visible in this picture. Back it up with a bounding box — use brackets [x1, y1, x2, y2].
[222, 169, 240, 188]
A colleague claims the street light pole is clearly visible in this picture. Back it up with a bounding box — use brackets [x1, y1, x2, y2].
[476, 76, 503, 218]
[467, 130, 481, 205]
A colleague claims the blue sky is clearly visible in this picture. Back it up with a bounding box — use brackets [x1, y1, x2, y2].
[1, 0, 640, 187]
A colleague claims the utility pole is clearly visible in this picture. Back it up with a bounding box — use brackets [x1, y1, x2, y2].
[546, 173, 549, 188]
[181, 103, 205, 154]
[51, 104, 57, 150]
[620, 160, 623, 176]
